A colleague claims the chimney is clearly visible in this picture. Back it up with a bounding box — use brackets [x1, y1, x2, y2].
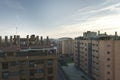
[115, 32, 117, 36]
[115, 32, 118, 40]
[47, 36, 49, 40]
[16, 35, 20, 46]
[14, 35, 16, 45]
[40, 36, 43, 45]
[26, 35, 29, 46]
[46, 36, 50, 45]
[105, 32, 107, 35]
[98, 31, 100, 36]
[10, 36, 13, 46]
[5, 36, 8, 46]
[0, 36, 2, 47]
[36, 36, 39, 45]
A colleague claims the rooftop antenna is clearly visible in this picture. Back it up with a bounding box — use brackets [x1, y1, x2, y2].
[16, 27, 17, 35]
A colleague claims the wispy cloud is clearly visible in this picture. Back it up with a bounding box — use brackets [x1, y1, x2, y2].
[49, 15, 120, 38]
[72, 1, 120, 22]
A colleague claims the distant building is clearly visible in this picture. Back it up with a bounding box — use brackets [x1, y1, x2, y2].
[0, 35, 57, 80]
[62, 38, 73, 56]
[57, 37, 73, 56]
[83, 31, 97, 38]
[74, 31, 120, 80]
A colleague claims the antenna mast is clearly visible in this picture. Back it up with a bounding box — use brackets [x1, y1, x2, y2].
[16, 27, 17, 35]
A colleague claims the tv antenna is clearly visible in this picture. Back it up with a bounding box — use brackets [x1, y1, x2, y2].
[16, 27, 17, 35]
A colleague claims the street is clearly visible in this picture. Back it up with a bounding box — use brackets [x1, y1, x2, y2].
[61, 63, 91, 80]
[57, 64, 68, 80]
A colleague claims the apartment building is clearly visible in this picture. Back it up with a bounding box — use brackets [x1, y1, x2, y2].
[61, 38, 73, 56]
[57, 37, 73, 56]
[0, 35, 57, 80]
[74, 31, 120, 80]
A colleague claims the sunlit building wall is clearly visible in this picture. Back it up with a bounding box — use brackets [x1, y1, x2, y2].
[74, 31, 120, 80]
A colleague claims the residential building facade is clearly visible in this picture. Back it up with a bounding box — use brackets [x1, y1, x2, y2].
[0, 35, 57, 80]
[74, 31, 120, 80]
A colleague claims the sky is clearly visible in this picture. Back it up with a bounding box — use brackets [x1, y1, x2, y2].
[0, 0, 120, 38]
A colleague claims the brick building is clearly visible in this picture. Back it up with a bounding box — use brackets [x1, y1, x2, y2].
[0, 35, 57, 80]
[74, 31, 120, 80]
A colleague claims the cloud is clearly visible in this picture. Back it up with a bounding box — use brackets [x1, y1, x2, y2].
[47, 12, 120, 38]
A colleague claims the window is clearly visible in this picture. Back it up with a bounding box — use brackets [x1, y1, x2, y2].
[96, 50, 98, 52]
[36, 60, 44, 64]
[107, 65, 110, 67]
[107, 58, 110, 61]
[2, 62, 8, 69]
[48, 76, 53, 80]
[96, 57, 99, 59]
[20, 70, 26, 74]
[29, 60, 35, 67]
[107, 72, 110, 74]
[107, 44, 110, 48]
[47, 59, 53, 65]
[107, 78, 110, 80]
[107, 51, 110, 54]
[2, 71, 8, 79]
[35, 68, 44, 74]
[29, 69, 35, 76]
[48, 68, 53, 74]
[20, 61, 26, 65]
[6, 52, 14, 56]
[10, 61, 18, 66]
[10, 72, 19, 76]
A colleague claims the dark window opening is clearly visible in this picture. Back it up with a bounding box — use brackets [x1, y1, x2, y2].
[107, 51, 110, 54]
[48, 68, 53, 74]
[2, 62, 8, 69]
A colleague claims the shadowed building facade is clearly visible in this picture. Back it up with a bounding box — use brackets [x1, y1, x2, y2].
[0, 35, 57, 80]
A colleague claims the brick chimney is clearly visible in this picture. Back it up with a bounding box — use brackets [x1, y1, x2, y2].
[10, 36, 13, 46]
[115, 32, 118, 40]
[40, 36, 43, 45]
[98, 31, 100, 36]
[27, 35, 29, 46]
[115, 32, 117, 36]
[36, 36, 39, 45]
[5, 36, 8, 46]
[16, 35, 20, 46]
[13, 35, 16, 45]
[46, 36, 50, 45]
